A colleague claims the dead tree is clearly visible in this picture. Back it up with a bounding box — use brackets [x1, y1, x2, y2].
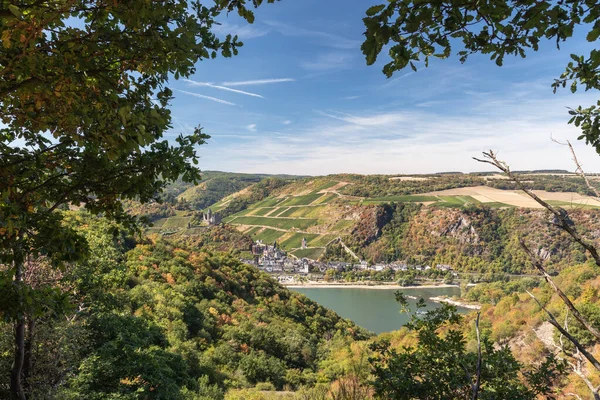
[474, 148, 600, 399]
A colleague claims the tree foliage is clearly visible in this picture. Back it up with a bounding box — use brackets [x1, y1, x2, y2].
[0, 1, 278, 398]
[0, 212, 371, 398]
[362, 0, 600, 153]
[369, 296, 566, 399]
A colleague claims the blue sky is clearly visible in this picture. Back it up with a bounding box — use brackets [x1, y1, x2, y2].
[167, 0, 600, 175]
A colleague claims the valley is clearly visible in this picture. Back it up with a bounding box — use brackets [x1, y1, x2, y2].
[144, 172, 600, 277]
[57, 171, 600, 399]
[6, 1, 600, 398]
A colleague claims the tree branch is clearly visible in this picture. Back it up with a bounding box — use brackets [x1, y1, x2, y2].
[472, 311, 481, 400]
[474, 150, 600, 267]
[526, 290, 600, 372]
[520, 240, 600, 342]
[552, 137, 600, 198]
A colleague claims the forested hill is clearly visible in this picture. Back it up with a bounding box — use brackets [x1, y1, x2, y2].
[147, 170, 599, 216]
[152, 171, 304, 211]
[0, 212, 369, 399]
[344, 203, 600, 273]
[137, 173, 600, 273]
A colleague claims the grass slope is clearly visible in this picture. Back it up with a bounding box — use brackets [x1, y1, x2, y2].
[230, 216, 318, 230]
[249, 228, 287, 244]
[277, 194, 324, 207]
[280, 233, 320, 249]
[291, 248, 325, 259]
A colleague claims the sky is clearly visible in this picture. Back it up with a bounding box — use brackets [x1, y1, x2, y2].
[167, 0, 600, 175]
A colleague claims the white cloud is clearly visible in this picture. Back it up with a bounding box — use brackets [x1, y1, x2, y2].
[212, 22, 270, 40]
[197, 86, 600, 175]
[381, 72, 414, 88]
[221, 78, 295, 86]
[282, 120, 292, 125]
[246, 124, 257, 132]
[184, 79, 264, 98]
[175, 89, 237, 106]
[301, 52, 355, 71]
[264, 20, 360, 49]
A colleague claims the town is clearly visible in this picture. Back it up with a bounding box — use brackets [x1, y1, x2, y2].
[240, 239, 457, 284]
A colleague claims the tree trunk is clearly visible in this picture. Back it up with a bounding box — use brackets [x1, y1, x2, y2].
[10, 252, 26, 400]
[23, 318, 35, 393]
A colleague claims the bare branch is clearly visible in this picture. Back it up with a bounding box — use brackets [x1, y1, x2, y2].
[552, 138, 600, 199]
[565, 393, 583, 400]
[570, 352, 600, 400]
[521, 241, 600, 342]
[559, 308, 569, 352]
[472, 312, 481, 400]
[526, 290, 600, 372]
[474, 150, 600, 267]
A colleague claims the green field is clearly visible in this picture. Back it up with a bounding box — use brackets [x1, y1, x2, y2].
[434, 196, 480, 208]
[277, 205, 327, 218]
[250, 207, 276, 216]
[331, 219, 355, 232]
[291, 247, 325, 260]
[481, 202, 514, 209]
[277, 193, 323, 207]
[308, 234, 338, 247]
[230, 216, 318, 230]
[280, 232, 319, 249]
[231, 208, 254, 216]
[161, 216, 192, 229]
[312, 193, 338, 205]
[244, 226, 262, 235]
[250, 228, 287, 244]
[362, 195, 439, 204]
[151, 218, 168, 228]
[249, 197, 286, 209]
[277, 207, 299, 217]
[273, 207, 292, 217]
[310, 181, 339, 194]
[206, 195, 232, 212]
[547, 200, 600, 209]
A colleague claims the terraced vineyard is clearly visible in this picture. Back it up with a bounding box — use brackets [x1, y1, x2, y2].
[224, 178, 558, 259]
[226, 179, 353, 257]
[143, 174, 600, 261]
[228, 216, 318, 230]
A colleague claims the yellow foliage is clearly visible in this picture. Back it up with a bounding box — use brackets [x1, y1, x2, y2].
[225, 389, 296, 400]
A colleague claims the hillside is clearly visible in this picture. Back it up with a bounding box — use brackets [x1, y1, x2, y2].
[175, 171, 303, 210]
[0, 213, 370, 399]
[201, 174, 600, 270]
[132, 172, 600, 273]
[347, 204, 600, 273]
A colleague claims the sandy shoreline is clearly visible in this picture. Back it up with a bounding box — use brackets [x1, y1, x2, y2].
[284, 282, 459, 290]
[429, 296, 482, 310]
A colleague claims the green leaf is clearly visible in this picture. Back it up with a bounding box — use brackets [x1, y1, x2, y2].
[8, 5, 23, 18]
[366, 5, 386, 16]
[587, 28, 600, 42]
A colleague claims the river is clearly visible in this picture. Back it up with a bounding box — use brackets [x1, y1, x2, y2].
[291, 286, 468, 333]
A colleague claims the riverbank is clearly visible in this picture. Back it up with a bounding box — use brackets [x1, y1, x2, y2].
[429, 296, 481, 310]
[283, 281, 460, 290]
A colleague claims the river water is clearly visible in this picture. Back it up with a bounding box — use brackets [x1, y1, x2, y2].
[291, 286, 467, 333]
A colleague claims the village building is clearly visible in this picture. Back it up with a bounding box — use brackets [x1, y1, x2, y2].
[202, 209, 222, 226]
